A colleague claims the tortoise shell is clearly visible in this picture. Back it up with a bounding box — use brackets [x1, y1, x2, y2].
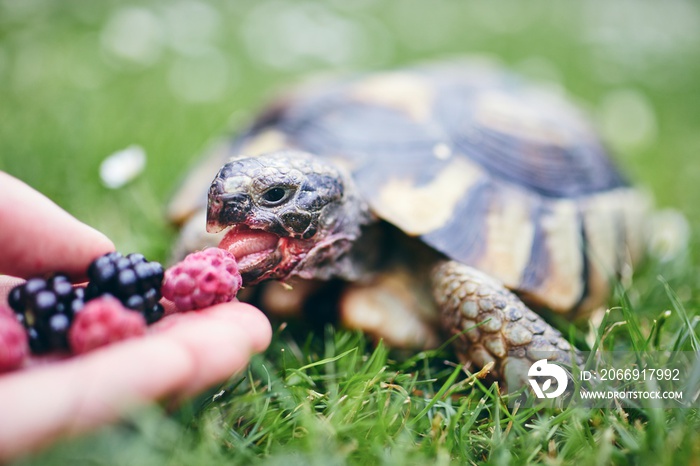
[169, 59, 649, 314]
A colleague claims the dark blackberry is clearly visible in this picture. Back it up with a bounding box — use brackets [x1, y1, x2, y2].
[86, 252, 165, 324]
[8, 274, 85, 354]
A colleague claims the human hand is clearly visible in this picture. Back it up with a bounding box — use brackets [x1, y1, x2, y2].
[0, 172, 272, 461]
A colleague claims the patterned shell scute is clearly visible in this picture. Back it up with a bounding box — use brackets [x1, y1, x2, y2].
[227, 61, 649, 313]
[242, 64, 626, 197]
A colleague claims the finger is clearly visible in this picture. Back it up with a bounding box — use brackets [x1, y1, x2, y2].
[150, 303, 272, 398]
[0, 172, 115, 281]
[0, 302, 271, 461]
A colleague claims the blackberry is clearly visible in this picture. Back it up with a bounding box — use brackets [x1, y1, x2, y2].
[86, 252, 165, 324]
[8, 274, 85, 354]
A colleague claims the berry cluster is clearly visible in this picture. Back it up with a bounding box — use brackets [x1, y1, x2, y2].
[8, 274, 85, 354]
[3, 247, 242, 369]
[7, 252, 164, 357]
[86, 252, 165, 324]
[162, 248, 242, 312]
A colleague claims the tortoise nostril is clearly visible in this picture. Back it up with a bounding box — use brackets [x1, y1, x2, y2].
[261, 187, 289, 205]
[280, 211, 312, 234]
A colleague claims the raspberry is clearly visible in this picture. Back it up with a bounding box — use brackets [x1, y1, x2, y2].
[162, 248, 242, 312]
[0, 309, 29, 372]
[8, 274, 85, 354]
[86, 252, 165, 324]
[69, 296, 147, 354]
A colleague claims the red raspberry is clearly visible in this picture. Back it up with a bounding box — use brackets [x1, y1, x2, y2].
[69, 296, 146, 354]
[0, 307, 29, 372]
[162, 248, 242, 312]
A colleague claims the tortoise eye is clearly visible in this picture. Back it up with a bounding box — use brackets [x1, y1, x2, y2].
[261, 187, 289, 205]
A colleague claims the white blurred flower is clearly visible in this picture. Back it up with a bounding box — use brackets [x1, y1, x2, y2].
[100, 145, 147, 189]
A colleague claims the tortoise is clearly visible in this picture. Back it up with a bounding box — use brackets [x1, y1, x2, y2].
[168, 59, 650, 388]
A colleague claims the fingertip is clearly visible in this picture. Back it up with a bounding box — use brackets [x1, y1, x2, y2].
[200, 302, 273, 353]
[152, 302, 272, 354]
[58, 221, 116, 281]
[67, 229, 115, 281]
[86, 227, 116, 259]
[0, 172, 116, 280]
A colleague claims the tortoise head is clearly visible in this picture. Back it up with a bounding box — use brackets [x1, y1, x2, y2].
[206, 150, 371, 285]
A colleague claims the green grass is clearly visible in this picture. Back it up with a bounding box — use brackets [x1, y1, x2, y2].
[16, 282, 700, 465]
[2, 1, 700, 464]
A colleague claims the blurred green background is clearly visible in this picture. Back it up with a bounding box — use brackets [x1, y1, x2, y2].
[1, 0, 699, 264]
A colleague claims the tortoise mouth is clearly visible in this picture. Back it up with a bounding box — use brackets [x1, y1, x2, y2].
[219, 225, 281, 277]
[218, 225, 318, 284]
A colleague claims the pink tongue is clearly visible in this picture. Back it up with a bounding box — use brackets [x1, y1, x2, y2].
[219, 229, 279, 262]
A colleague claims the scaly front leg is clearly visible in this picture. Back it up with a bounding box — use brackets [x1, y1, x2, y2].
[431, 261, 582, 391]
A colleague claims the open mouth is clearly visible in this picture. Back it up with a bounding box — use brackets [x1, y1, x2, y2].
[218, 225, 281, 274]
